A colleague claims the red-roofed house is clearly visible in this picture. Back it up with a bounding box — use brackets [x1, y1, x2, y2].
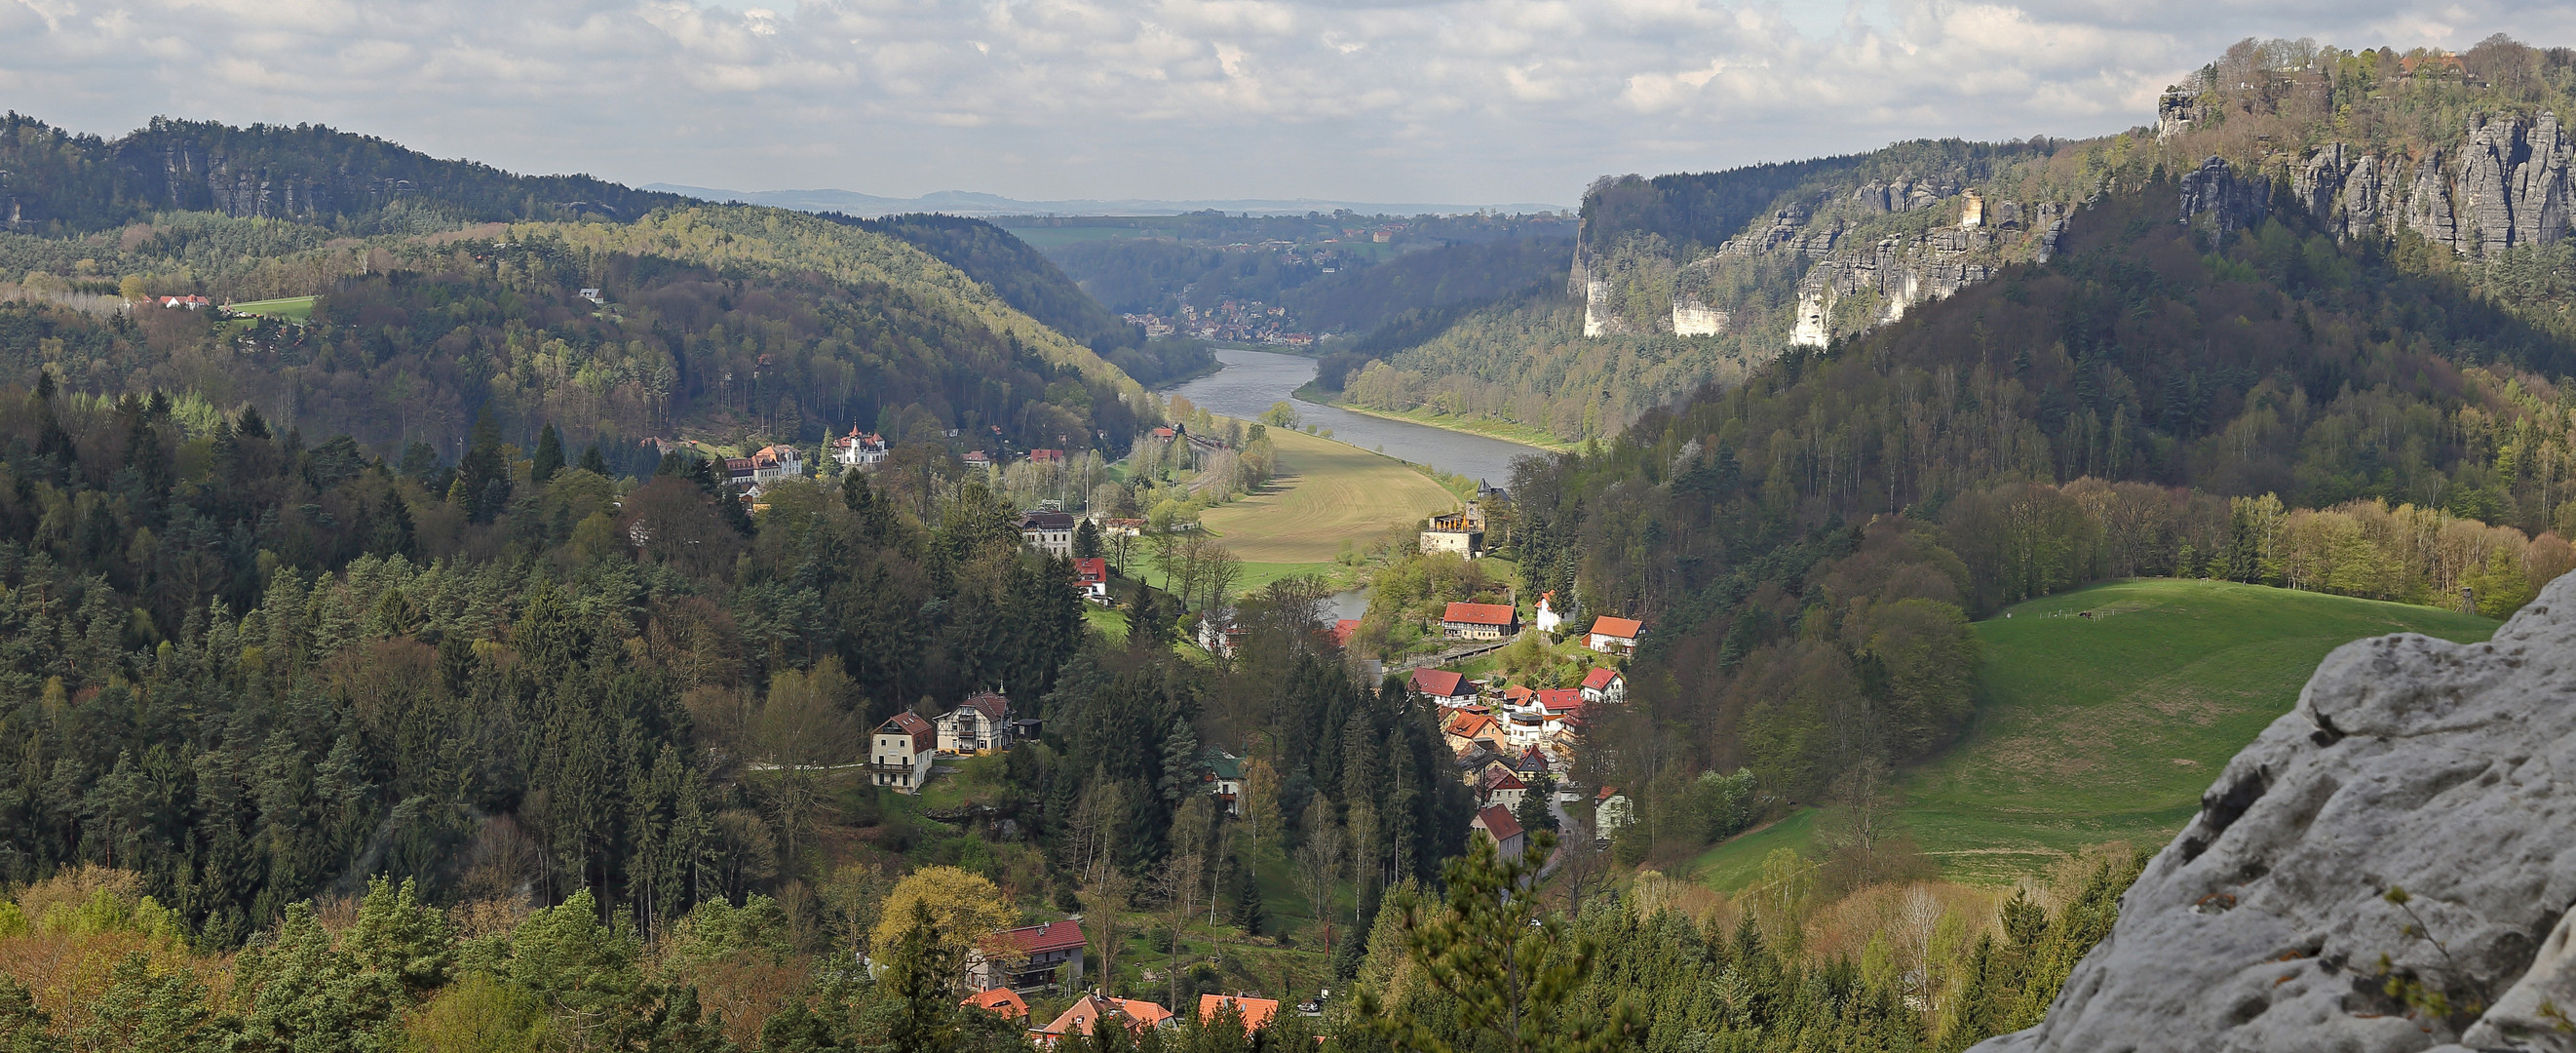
[964, 988, 1029, 1021]
[1442, 602, 1519, 641]
[1471, 803, 1526, 859]
[938, 692, 1014, 754]
[1515, 745, 1551, 777]
[1030, 448, 1067, 464]
[1501, 683, 1535, 707]
[1477, 766, 1527, 809]
[1442, 710, 1500, 752]
[1197, 994, 1280, 1034]
[1535, 688, 1584, 715]
[1581, 666, 1627, 704]
[1587, 616, 1642, 654]
[970, 919, 1087, 994]
[1030, 994, 1173, 1049]
[1329, 618, 1359, 648]
[870, 712, 935, 792]
[1595, 786, 1635, 838]
[830, 427, 888, 468]
[1409, 668, 1474, 706]
[1073, 558, 1111, 602]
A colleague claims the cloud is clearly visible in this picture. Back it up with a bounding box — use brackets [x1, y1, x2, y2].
[4, 0, 2573, 204]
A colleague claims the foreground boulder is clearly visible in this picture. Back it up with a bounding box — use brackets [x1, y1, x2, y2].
[1975, 573, 2576, 1053]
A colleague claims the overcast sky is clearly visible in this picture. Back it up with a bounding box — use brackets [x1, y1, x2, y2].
[5, 0, 2571, 207]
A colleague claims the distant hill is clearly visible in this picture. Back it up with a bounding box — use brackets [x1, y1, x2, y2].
[644, 182, 1568, 218]
[0, 114, 685, 234]
[0, 115, 1163, 464]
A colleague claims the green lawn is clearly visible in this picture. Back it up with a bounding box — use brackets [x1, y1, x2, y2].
[224, 295, 318, 321]
[1326, 401, 1574, 451]
[1691, 578, 2499, 888]
[1688, 809, 1821, 892]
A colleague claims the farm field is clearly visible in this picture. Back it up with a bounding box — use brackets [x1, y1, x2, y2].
[223, 295, 319, 321]
[1691, 578, 2499, 890]
[1197, 425, 1454, 565]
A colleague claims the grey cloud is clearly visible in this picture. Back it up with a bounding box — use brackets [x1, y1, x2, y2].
[3, 0, 2571, 205]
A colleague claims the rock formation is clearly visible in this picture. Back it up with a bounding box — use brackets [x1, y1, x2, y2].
[1971, 571, 2576, 1053]
[2194, 111, 2574, 255]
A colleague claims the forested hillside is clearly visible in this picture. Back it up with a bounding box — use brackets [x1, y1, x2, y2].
[1500, 180, 2576, 856]
[0, 120, 1169, 463]
[0, 114, 683, 234]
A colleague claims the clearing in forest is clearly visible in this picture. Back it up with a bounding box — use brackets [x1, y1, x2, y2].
[1693, 578, 2499, 889]
[224, 295, 320, 321]
[1198, 426, 1455, 565]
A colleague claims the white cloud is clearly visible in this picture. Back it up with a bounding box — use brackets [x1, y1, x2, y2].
[2, 0, 2572, 204]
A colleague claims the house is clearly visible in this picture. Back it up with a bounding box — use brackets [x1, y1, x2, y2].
[1409, 668, 1476, 707]
[1533, 689, 1584, 721]
[829, 427, 889, 468]
[1098, 518, 1146, 538]
[1471, 804, 1526, 860]
[1328, 619, 1359, 648]
[1073, 558, 1111, 602]
[1030, 994, 1173, 1049]
[161, 295, 211, 309]
[1197, 994, 1280, 1034]
[1441, 602, 1518, 641]
[1501, 708, 1552, 747]
[1581, 666, 1627, 705]
[1477, 766, 1528, 810]
[1020, 511, 1078, 557]
[969, 920, 1086, 994]
[1454, 742, 1503, 778]
[1595, 786, 1635, 838]
[1587, 616, 1643, 654]
[1500, 683, 1535, 708]
[1203, 750, 1245, 815]
[936, 692, 1013, 754]
[1419, 509, 1482, 556]
[724, 445, 804, 489]
[965, 450, 995, 471]
[1442, 711, 1500, 753]
[869, 712, 936, 793]
[1195, 615, 1246, 658]
[1534, 592, 1563, 635]
[963, 988, 1029, 1022]
[1515, 746, 1551, 779]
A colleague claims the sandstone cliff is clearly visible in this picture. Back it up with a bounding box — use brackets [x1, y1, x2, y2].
[1971, 570, 2576, 1053]
[2178, 110, 2576, 255]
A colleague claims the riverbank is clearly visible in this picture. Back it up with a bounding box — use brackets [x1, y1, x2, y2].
[1289, 384, 1577, 453]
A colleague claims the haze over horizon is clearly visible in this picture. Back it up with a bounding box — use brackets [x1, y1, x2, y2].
[6, 0, 2573, 207]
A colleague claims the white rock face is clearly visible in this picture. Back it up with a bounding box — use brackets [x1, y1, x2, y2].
[1973, 572, 2576, 1053]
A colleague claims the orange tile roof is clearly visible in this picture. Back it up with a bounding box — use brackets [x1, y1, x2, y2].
[965, 988, 1028, 1020]
[1197, 994, 1280, 1033]
[1035, 995, 1173, 1040]
[1589, 616, 1642, 639]
[1443, 602, 1517, 627]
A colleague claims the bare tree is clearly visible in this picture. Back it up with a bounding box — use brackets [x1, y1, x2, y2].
[1553, 814, 1611, 916]
[1345, 797, 1381, 928]
[1086, 868, 1136, 997]
[1291, 799, 1348, 955]
[1157, 852, 1206, 1006]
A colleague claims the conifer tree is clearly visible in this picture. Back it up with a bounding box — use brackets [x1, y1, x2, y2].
[531, 423, 564, 483]
[579, 443, 609, 476]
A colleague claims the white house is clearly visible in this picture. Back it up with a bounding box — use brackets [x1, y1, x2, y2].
[831, 428, 889, 469]
[936, 692, 1013, 754]
[1534, 592, 1563, 635]
[725, 445, 805, 489]
[870, 712, 936, 793]
[1019, 511, 1077, 557]
[1580, 666, 1627, 705]
[1586, 616, 1642, 654]
[1073, 558, 1111, 602]
[1594, 787, 1634, 839]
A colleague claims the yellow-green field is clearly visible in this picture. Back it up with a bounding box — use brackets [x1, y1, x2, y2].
[224, 295, 319, 321]
[1198, 426, 1455, 564]
[1326, 400, 1577, 451]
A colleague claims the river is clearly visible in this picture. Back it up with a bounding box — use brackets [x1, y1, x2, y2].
[1164, 346, 1549, 489]
[1165, 346, 1555, 625]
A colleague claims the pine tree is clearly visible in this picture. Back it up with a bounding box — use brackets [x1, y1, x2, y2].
[1234, 865, 1266, 937]
[1075, 518, 1102, 559]
[883, 900, 964, 1053]
[579, 443, 609, 476]
[371, 488, 417, 560]
[532, 423, 565, 483]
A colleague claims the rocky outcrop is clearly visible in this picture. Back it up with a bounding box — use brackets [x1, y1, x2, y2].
[2251, 111, 2574, 254]
[2177, 156, 2269, 234]
[1970, 571, 2576, 1053]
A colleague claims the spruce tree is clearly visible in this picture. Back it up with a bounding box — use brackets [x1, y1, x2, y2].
[579, 443, 609, 476]
[1234, 866, 1266, 937]
[531, 422, 565, 483]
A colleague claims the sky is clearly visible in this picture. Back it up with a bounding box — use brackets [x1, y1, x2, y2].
[5, 0, 2573, 208]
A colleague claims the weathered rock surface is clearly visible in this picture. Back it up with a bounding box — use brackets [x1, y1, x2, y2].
[1972, 571, 2576, 1053]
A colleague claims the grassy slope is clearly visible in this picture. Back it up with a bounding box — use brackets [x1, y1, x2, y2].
[224, 295, 318, 321]
[1197, 426, 1455, 564]
[1325, 399, 1577, 451]
[1693, 578, 2498, 889]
